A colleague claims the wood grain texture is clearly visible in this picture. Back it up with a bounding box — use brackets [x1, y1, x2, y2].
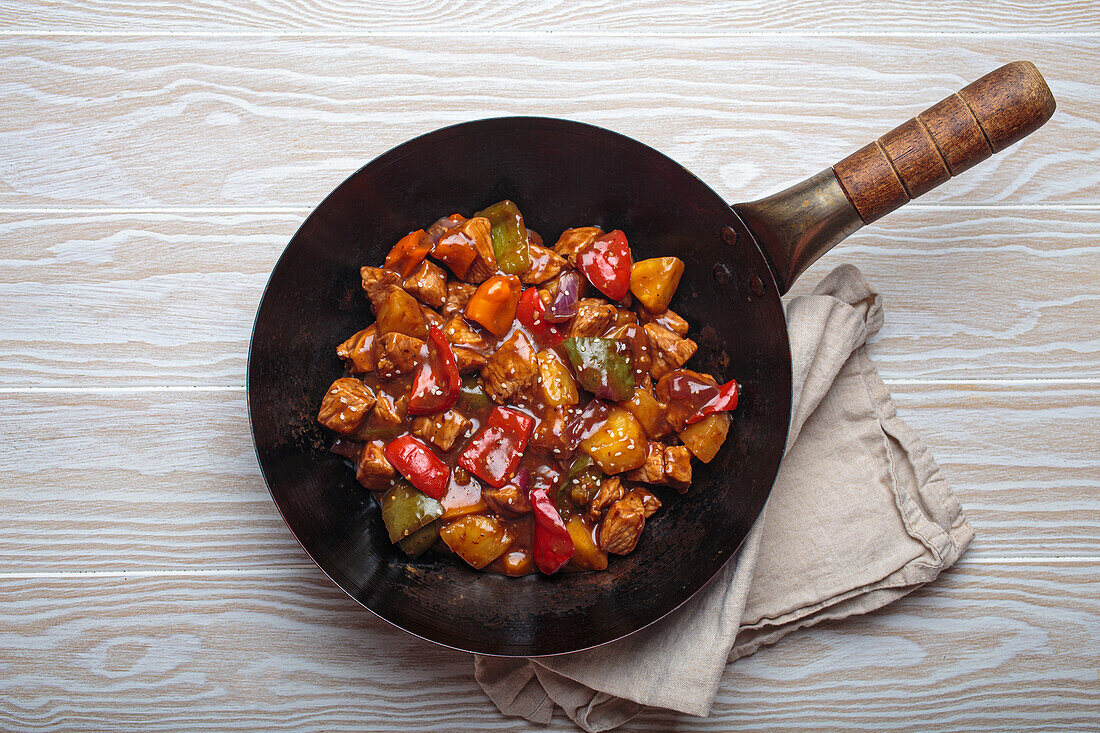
[0, 36, 1095, 208]
[0, 13, 1096, 730]
[1, 0, 1098, 32]
[0, 384, 1094, 572]
[1, 207, 1095, 387]
[833, 61, 1059, 221]
[0, 560, 1094, 731]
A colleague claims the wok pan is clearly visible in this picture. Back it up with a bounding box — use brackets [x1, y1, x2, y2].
[248, 62, 1054, 656]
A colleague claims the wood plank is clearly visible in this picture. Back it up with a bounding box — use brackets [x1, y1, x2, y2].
[788, 207, 1100, 380]
[1, 207, 1095, 386]
[0, 384, 1093, 572]
[2, 0, 1098, 32]
[0, 36, 1095, 208]
[0, 560, 1093, 731]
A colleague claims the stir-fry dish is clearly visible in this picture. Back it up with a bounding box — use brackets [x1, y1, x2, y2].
[317, 201, 740, 575]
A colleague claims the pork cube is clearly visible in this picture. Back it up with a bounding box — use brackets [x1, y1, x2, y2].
[412, 409, 471, 452]
[452, 346, 487, 374]
[483, 483, 532, 518]
[529, 406, 573, 454]
[317, 378, 376, 435]
[480, 330, 538, 403]
[520, 244, 567, 285]
[371, 390, 408, 427]
[461, 217, 498, 284]
[624, 441, 693, 492]
[597, 490, 659, 555]
[624, 441, 665, 484]
[336, 325, 377, 374]
[640, 307, 690, 337]
[356, 440, 395, 490]
[662, 445, 693, 492]
[443, 315, 489, 351]
[552, 227, 602, 265]
[567, 298, 618, 338]
[644, 322, 697, 379]
[443, 281, 477, 316]
[359, 266, 402, 307]
[402, 259, 447, 308]
[587, 476, 626, 521]
[373, 331, 424, 379]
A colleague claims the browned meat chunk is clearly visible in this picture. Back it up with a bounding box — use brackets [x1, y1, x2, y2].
[336, 325, 377, 374]
[553, 227, 602, 265]
[371, 390, 408, 427]
[483, 483, 532, 517]
[628, 486, 661, 518]
[443, 315, 489, 351]
[356, 440, 395, 490]
[403, 259, 447, 308]
[645, 322, 697, 379]
[640, 307, 689, 337]
[412, 409, 471, 452]
[452, 347, 487, 374]
[568, 298, 618, 338]
[598, 490, 660, 555]
[359, 266, 401, 307]
[587, 476, 626, 521]
[480, 330, 538, 403]
[530, 406, 573, 454]
[461, 217, 498, 283]
[443, 281, 476, 316]
[373, 331, 424, 380]
[424, 309, 446, 330]
[317, 378, 376, 435]
[614, 307, 638, 327]
[624, 441, 664, 484]
[520, 244, 567, 285]
[662, 445, 693, 490]
[624, 442, 692, 492]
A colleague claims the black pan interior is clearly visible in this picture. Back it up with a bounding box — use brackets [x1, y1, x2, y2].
[247, 117, 792, 655]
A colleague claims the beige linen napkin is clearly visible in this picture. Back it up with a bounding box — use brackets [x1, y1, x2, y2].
[475, 264, 974, 730]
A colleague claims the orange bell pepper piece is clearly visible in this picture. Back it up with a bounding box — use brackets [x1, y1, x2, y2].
[465, 274, 521, 336]
[384, 229, 432, 277]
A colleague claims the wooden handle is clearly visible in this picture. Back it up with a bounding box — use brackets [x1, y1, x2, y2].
[833, 61, 1056, 223]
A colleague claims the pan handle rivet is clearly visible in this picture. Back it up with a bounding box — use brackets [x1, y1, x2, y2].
[749, 274, 765, 296]
[713, 262, 732, 285]
[720, 225, 738, 245]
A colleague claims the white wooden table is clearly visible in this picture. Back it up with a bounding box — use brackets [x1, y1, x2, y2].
[1, 2, 1097, 730]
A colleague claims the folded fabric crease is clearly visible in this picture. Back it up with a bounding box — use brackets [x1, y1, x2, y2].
[475, 264, 974, 732]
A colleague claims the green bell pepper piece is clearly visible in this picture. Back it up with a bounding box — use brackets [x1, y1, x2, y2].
[380, 480, 444, 543]
[475, 200, 531, 275]
[457, 375, 492, 413]
[396, 519, 440, 558]
[555, 454, 602, 514]
[563, 337, 635, 402]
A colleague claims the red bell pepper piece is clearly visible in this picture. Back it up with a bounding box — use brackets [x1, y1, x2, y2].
[530, 487, 575, 574]
[685, 379, 740, 425]
[576, 229, 632, 301]
[516, 287, 564, 345]
[384, 229, 433, 278]
[408, 325, 461, 416]
[457, 406, 534, 488]
[383, 434, 450, 499]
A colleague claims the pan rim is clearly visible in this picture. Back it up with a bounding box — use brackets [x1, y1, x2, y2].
[246, 115, 792, 656]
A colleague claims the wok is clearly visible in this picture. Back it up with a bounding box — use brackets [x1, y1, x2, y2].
[248, 62, 1054, 655]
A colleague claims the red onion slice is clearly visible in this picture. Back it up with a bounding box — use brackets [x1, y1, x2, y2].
[546, 271, 581, 323]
